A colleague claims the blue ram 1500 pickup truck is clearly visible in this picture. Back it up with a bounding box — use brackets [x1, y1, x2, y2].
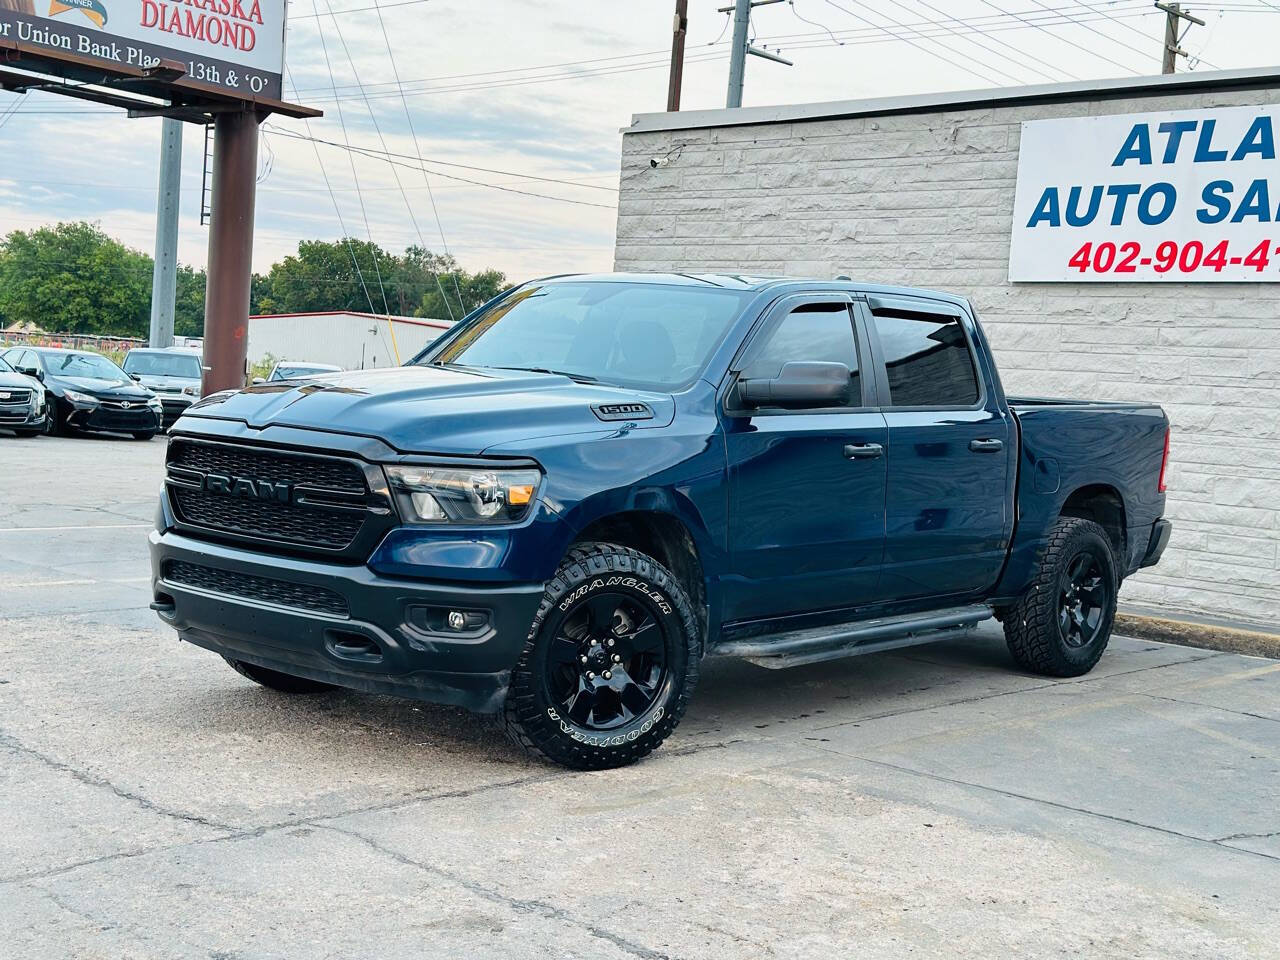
[150, 274, 1172, 769]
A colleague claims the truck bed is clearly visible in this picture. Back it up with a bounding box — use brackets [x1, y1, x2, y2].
[995, 395, 1169, 601]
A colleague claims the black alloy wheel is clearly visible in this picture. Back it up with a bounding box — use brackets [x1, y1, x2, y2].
[501, 541, 700, 770]
[1003, 516, 1118, 678]
[543, 591, 668, 732]
[1058, 551, 1109, 649]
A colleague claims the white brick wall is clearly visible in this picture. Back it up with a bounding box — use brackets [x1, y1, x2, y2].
[614, 89, 1280, 629]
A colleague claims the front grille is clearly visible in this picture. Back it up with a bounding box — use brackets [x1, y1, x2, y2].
[170, 438, 365, 492]
[165, 438, 382, 557]
[171, 487, 365, 548]
[99, 399, 148, 410]
[164, 560, 350, 617]
[0, 389, 32, 405]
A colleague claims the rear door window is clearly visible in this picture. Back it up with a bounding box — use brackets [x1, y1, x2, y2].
[869, 308, 979, 407]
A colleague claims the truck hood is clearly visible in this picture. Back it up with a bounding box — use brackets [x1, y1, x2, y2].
[183, 364, 676, 455]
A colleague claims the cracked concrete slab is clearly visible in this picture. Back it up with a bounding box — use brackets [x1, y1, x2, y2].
[2, 434, 1278, 958]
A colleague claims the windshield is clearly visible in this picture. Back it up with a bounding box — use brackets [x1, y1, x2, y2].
[48, 352, 131, 383]
[271, 364, 337, 380]
[0, 356, 12, 373]
[426, 281, 751, 390]
[124, 352, 201, 379]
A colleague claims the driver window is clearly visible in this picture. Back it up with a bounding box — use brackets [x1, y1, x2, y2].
[743, 302, 861, 406]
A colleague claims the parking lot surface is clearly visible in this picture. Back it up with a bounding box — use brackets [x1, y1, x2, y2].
[2, 433, 1278, 959]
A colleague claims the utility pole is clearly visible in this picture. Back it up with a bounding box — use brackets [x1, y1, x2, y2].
[667, 0, 688, 111]
[1155, 2, 1207, 74]
[202, 110, 262, 394]
[149, 117, 182, 349]
[723, 0, 791, 109]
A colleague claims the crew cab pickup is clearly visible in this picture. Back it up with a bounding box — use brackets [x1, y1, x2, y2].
[150, 274, 1172, 769]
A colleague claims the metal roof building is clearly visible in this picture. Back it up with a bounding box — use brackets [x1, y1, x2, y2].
[247, 311, 452, 371]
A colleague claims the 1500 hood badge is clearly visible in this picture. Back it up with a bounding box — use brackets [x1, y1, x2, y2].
[202, 473, 292, 503]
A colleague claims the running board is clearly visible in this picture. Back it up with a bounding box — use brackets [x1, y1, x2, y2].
[710, 604, 994, 670]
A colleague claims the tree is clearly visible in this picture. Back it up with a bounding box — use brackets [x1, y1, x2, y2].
[0, 222, 152, 335]
[255, 238, 400, 316]
[174, 264, 208, 337]
[0, 224, 508, 336]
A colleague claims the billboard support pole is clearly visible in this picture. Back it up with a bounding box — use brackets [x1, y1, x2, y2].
[201, 109, 261, 395]
[149, 117, 183, 349]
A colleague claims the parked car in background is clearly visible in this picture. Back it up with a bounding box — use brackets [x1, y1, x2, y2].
[263, 360, 343, 382]
[150, 274, 1172, 770]
[2, 346, 163, 440]
[0, 354, 47, 438]
[123, 347, 203, 429]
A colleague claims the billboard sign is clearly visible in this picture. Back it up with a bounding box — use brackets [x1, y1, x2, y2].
[0, 0, 286, 99]
[1010, 104, 1280, 282]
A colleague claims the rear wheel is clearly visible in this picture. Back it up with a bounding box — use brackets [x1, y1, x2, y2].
[501, 542, 700, 770]
[1003, 517, 1118, 677]
[223, 657, 337, 694]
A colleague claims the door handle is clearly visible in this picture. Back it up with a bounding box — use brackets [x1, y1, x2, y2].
[843, 443, 883, 460]
[969, 438, 1004, 453]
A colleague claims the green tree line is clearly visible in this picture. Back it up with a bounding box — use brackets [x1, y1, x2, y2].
[0, 221, 508, 338]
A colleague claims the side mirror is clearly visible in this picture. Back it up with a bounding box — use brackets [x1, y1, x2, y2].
[251, 377, 265, 385]
[129, 373, 141, 381]
[737, 361, 850, 410]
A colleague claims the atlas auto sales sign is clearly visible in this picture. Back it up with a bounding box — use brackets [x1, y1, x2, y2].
[1010, 104, 1280, 282]
[0, 0, 286, 99]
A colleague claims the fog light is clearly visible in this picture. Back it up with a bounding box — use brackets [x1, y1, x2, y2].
[447, 611, 466, 630]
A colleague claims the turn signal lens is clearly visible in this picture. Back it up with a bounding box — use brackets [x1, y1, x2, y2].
[508, 484, 534, 506]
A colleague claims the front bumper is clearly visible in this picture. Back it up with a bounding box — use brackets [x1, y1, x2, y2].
[155, 395, 194, 428]
[149, 528, 544, 713]
[0, 403, 46, 429]
[69, 403, 162, 434]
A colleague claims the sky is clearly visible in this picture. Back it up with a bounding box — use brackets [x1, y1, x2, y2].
[2, 0, 1279, 294]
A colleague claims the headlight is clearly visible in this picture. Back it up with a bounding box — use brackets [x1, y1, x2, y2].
[182, 385, 199, 396]
[63, 390, 98, 405]
[386, 465, 540, 525]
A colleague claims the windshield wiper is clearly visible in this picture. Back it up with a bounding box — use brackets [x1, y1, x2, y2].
[487, 366, 599, 384]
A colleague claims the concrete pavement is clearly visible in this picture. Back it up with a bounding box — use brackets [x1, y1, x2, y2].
[1, 433, 1277, 958]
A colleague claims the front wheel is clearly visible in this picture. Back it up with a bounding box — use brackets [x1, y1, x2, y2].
[1003, 517, 1118, 678]
[501, 542, 700, 770]
[132, 431, 157, 441]
[43, 398, 62, 436]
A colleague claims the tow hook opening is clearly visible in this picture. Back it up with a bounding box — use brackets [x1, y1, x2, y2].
[325, 630, 384, 664]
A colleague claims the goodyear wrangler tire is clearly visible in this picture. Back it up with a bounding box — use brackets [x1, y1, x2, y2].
[1003, 517, 1118, 678]
[501, 542, 700, 770]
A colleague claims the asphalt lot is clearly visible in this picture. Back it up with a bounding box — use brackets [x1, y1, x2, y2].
[1, 431, 1278, 959]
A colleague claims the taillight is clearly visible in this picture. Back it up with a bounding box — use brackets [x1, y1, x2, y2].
[1157, 427, 1170, 494]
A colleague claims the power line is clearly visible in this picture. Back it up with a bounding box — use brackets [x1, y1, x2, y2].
[264, 128, 618, 210]
[898, 0, 1077, 82]
[819, 0, 1020, 85]
[1027, 0, 1167, 68]
[971, 0, 1143, 73]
